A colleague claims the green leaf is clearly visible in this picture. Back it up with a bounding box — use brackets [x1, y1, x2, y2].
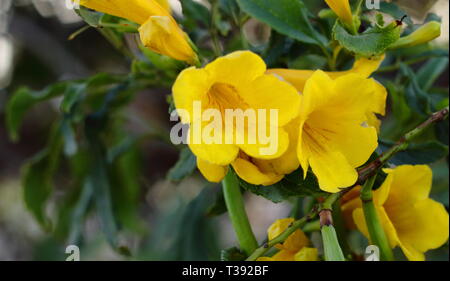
[22, 125, 63, 230]
[87, 149, 119, 248]
[6, 83, 68, 141]
[333, 21, 401, 57]
[236, 0, 327, 46]
[321, 225, 346, 261]
[221, 247, 246, 261]
[167, 148, 197, 181]
[182, 0, 210, 25]
[206, 186, 227, 217]
[239, 169, 327, 203]
[76, 6, 103, 27]
[400, 63, 431, 115]
[417, 57, 449, 92]
[380, 141, 448, 165]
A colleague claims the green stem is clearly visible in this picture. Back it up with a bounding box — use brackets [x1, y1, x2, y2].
[360, 175, 394, 261]
[246, 214, 313, 261]
[302, 220, 320, 233]
[222, 170, 258, 256]
[319, 194, 346, 261]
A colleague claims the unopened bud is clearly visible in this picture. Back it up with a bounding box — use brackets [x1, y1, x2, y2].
[389, 21, 441, 49]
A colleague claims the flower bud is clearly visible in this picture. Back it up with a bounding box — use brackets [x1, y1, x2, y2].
[389, 21, 441, 49]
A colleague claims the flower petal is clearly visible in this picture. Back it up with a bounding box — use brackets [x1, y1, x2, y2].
[172, 67, 211, 123]
[197, 158, 228, 182]
[241, 74, 301, 126]
[294, 247, 319, 261]
[232, 156, 283, 186]
[393, 199, 449, 258]
[205, 51, 266, 87]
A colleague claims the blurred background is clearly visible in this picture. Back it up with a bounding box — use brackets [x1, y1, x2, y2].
[0, 0, 448, 260]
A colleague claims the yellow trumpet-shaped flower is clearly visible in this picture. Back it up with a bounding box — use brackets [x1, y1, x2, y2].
[267, 55, 387, 131]
[296, 71, 383, 192]
[77, 0, 197, 63]
[173, 51, 301, 182]
[257, 218, 319, 261]
[345, 165, 449, 261]
[325, 0, 353, 26]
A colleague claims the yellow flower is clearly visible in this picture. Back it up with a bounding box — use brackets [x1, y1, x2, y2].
[77, 0, 197, 63]
[295, 71, 383, 193]
[257, 218, 319, 261]
[325, 0, 353, 26]
[173, 51, 301, 184]
[349, 165, 449, 261]
[267, 56, 387, 131]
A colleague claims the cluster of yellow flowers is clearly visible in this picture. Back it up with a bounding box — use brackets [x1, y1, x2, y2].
[76, 0, 448, 262]
[263, 165, 449, 261]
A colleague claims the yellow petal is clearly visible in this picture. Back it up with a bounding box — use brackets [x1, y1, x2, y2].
[397, 240, 425, 261]
[263, 119, 300, 175]
[382, 165, 433, 208]
[205, 51, 266, 87]
[139, 16, 198, 63]
[237, 125, 289, 160]
[79, 0, 169, 24]
[197, 158, 228, 182]
[271, 250, 296, 261]
[325, 0, 353, 26]
[240, 74, 301, 126]
[188, 139, 239, 166]
[294, 247, 319, 261]
[266, 55, 385, 93]
[307, 147, 358, 193]
[392, 199, 449, 259]
[232, 155, 283, 186]
[267, 218, 310, 252]
[172, 67, 211, 124]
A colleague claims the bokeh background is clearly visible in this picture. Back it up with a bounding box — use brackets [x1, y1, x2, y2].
[0, 0, 448, 260]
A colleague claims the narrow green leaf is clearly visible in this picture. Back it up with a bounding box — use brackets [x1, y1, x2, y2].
[400, 63, 432, 115]
[167, 148, 197, 182]
[417, 57, 449, 91]
[321, 225, 346, 261]
[6, 84, 68, 141]
[22, 126, 63, 230]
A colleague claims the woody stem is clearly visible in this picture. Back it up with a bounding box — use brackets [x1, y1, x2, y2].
[222, 170, 258, 256]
